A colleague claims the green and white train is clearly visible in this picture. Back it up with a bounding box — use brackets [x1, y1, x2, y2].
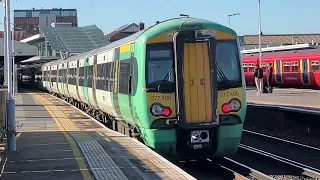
[19, 17, 247, 160]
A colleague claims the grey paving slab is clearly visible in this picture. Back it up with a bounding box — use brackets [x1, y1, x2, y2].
[2, 91, 196, 180]
[2, 93, 85, 180]
[246, 87, 320, 110]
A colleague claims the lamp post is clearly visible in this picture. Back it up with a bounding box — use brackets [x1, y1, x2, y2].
[4, 0, 16, 153]
[12, 25, 22, 96]
[228, 13, 240, 28]
[3, 2, 7, 86]
[258, 0, 262, 67]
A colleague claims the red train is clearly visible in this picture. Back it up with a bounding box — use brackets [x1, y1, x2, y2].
[241, 44, 320, 88]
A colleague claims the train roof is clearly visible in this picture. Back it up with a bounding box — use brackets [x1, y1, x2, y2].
[242, 48, 320, 59]
[43, 17, 237, 67]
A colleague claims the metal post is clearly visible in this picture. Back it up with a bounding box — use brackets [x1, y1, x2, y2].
[258, 0, 262, 67]
[14, 64, 17, 94]
[12, 24, 15, 96]
[228, 15, 230, 28]
[3, 2, 7, 86]
[5, 0, 16, 153]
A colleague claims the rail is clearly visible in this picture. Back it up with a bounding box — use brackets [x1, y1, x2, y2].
[238, 144, 320, 179]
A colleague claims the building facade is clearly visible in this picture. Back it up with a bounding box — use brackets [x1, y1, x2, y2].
[13, 8, 78, 39]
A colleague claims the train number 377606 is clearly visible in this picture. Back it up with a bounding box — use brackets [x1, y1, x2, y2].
[219, 91, 240, 97]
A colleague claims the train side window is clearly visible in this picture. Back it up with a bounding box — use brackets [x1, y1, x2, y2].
[118, 60, 131, 95]
[261, 63, 266, 72]
[105, 63, 111, 91]
[291, 61, 298, 72]
[243, 63, 248, 72]
[88, 65, 93, 88]
[311, 61, 320, 73]
[249, 63, 254, 72]
[96, 64, 102, 90]
[79, 66, 84, 86]
[283, 62, 290, 72]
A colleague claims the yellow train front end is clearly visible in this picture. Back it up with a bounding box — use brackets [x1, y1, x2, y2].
[142, 18, 246, 160]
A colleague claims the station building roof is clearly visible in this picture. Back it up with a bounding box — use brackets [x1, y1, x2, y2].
[20, 24, 110, 65]
[21, 24, 111, 54]
[240, 33, 320, 46]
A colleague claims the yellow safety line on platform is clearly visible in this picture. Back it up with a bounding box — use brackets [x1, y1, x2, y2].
[248, 100, 320, 109]
[29, 93, 92, 180]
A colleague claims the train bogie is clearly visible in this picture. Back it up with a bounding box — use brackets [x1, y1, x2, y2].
[19, 17, 247, 161]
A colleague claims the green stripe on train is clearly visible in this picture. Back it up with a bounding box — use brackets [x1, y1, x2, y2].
[83, 58, 89, 103]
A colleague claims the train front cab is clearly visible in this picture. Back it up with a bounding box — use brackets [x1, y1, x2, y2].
[143, 23, 246, 160]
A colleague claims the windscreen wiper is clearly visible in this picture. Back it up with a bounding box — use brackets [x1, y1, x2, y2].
[216, 63, 232, 88]
[157, 65, 174, 91]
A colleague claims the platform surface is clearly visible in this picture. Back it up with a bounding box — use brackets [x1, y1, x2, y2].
[246, 87, 320, 113]
[0, 92, 195, 180]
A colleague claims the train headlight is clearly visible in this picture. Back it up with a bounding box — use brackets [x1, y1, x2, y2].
[229, 98, 241, 111]
[221, 98, 241, 114]
[150, 103, 172, 117]
[150, 103, 164, 116]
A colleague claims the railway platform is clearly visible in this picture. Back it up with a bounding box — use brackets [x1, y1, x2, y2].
[0, 91, 195, 180]
[246, 87, 320, 114]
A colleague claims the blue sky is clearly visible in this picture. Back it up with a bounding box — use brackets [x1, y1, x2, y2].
[0, 0, 318, 35]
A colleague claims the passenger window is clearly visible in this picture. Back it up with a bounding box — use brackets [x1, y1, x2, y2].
[249, 63, 254, 72]
[283, 62, 290, 72]
[291, 61, 299, 72]
[311, 61, 320, 73]
[243, 63, 248, 72]
[261, 63, 266, 72]
[118, 60, 131, 95]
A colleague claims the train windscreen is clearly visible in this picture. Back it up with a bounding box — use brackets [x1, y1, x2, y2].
[216, 40, 242, 87]
[146, 43, 175, 91]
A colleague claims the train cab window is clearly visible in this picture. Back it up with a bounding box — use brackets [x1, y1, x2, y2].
[146, 43, 174, 91]
[283, 62, 291, 72]
[249, 63, 255, 72]
[216, 40, 241, 83]
[261, 63, 267, 72]
[243, 63, 248, 72]
[311, 61, 320, 73]
[291, 61, 299, 72]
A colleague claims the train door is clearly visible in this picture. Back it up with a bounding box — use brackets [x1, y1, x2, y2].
[76, 60, 81, 101]
[173, 30, 218, 128]
[300, 59, 310, 85]
[61, 64, 65, 94]
[56, 65, 60, 94]
[83, 58, 90, 103]
[274, 60, 283, 83]
[92, 55, 99, 107]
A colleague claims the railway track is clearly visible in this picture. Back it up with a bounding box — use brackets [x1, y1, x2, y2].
[177, 158, 274, 180]
[237, 130, 320, 179]
[242, 129, 320, 171]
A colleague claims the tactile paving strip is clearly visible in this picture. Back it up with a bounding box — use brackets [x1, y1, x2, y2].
[71, 132, 128, 180]
[32, 93, 129, 180]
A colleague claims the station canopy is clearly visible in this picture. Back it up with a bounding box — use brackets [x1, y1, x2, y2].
[39, 24, 110, 54]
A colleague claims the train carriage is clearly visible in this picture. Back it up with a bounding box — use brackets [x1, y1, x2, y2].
[19, 17, 247, 160]
[242, 45, 320, 88]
